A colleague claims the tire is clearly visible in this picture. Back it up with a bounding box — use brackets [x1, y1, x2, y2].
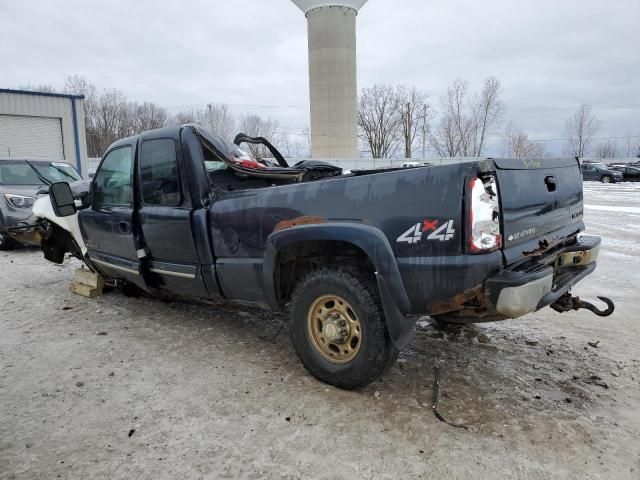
[288, 266, 398, 389]
[0, 233, 17, 251]
[601, 175, 612, 183]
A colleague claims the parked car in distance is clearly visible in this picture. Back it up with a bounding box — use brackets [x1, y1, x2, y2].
[0, 158, 81, 249]
[610, 165, 640, 182]
[400, 161, 432, 168]
[580, 162, 623, 183]
[401, 161, 421, 168]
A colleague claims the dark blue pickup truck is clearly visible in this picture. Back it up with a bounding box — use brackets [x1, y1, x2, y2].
[36, 124, 612, 389]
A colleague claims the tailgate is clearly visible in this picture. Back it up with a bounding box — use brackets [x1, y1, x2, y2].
[494, 158, 584, 265]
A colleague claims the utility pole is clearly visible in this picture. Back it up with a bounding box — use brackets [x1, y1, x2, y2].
[421, 103, 427, 159]
[207, 103, 213, 132]
[405, 102, 411, 159]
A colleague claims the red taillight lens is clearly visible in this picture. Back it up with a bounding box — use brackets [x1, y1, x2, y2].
[469, 175, 501, 253]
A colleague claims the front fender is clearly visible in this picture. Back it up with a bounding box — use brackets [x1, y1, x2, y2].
[32, 196, 87, 255]
[262, 223, 417, 349]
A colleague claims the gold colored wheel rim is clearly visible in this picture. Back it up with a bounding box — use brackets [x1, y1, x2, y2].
[307, 294, 362, 364]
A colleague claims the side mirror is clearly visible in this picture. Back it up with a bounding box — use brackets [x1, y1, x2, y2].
[49, 182, 77, 217]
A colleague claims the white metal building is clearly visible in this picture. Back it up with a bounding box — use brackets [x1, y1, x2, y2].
[0, 89, 88, 176]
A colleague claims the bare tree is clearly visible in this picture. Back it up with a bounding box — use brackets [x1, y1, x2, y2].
[357, 84, 402, 158]
[133, 102, 168, 132]
[65, 75, 167, 157]
[64, 75, 101, 156]
[302, 125, 312, 157]
[626, 135, 640, 158]
[429, 77, 504, 157]
[64, 75, 96, 100]
[564, 103, 599, 157]
[169, 110, 199, 125]
[238, 114, 282, 158]
[429, 79, 473, 156]
[429, 116, 460, 157]
[93, 90, 129, 155]
[594, 139, 618, 159]
[471, 76, 505, 156]
[501, 122, 546, 158]
[18, 84, 57, 93]
[206, 103, 236, 141]
[396, 85, 430, 158]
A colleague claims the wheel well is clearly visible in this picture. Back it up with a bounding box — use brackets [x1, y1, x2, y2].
[275, 240, 375, 306]
[41, 222, 82, 264]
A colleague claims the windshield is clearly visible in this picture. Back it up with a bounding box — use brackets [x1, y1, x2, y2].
[0, 161, 45, 185]
[29, 161, 81, 183]
[593, 163, 608, 170]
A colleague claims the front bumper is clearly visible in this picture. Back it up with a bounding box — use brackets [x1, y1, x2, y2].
[0, 211, 39, 246]
[486, 235, 600, 318]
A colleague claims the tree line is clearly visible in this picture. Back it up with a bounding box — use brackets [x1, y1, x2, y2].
[27, 75, 304, 158]
[20, 75, 639, 159]
[357, 77, 639, 159]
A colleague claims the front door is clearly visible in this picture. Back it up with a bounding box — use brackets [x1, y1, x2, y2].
[79, 145, 145, 288]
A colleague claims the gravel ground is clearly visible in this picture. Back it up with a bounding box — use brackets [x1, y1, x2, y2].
[1, 182, 640, 479]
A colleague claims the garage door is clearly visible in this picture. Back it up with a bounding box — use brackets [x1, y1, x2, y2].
[0, 114, 64, 159]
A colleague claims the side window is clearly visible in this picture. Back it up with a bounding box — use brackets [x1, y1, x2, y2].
[140, 139, 180, 206]
[93, 147, 133, 209]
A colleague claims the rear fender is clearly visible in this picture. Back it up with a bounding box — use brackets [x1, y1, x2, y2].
[263, 223, 417, 349]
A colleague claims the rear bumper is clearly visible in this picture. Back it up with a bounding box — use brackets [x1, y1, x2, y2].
[486, 235, 600, 318]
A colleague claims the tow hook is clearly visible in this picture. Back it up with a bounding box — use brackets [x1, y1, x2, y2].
[551, 293, 615, 317]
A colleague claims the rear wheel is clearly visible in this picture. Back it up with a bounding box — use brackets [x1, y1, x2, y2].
[0, 233, 17, 251]
[601, 175, 612, 183]
[288, 267, 398, 389]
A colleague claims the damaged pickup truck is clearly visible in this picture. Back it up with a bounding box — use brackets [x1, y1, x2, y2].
[33, 124, 613, 389]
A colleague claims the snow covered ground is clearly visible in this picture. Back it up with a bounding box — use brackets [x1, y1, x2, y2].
[0, 180, 639, 479]
[584, 180, 640, 268]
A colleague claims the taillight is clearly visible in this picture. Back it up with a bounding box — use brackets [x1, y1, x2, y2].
[469, 175, 501, 253]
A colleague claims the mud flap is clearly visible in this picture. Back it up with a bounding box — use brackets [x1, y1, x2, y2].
[376, 273, 418, 350]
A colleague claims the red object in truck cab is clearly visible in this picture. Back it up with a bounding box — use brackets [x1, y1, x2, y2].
[232, 157, 266, 169]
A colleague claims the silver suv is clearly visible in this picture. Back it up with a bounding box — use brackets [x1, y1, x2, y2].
[0, 158, 81, 250]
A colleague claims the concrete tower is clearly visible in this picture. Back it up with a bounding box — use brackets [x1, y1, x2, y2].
[292, 0, 367, 159]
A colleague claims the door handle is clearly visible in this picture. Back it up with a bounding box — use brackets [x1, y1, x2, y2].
[545, 176, 557, 192]
[118, 221, 131, 235]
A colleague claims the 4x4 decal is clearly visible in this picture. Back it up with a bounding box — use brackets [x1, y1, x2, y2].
[396, 219, 455, 244]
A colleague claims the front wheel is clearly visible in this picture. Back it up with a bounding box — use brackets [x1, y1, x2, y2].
[288, 267, 398, 389]
[601, 175, 612, 183]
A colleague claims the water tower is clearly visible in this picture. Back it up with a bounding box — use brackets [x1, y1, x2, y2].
[292, 0, 368, 159]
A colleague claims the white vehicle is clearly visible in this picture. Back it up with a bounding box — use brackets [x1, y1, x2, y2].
[401, 161, 422, 168]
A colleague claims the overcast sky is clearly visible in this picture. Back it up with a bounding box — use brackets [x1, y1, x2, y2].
[1, 0, 639, 155]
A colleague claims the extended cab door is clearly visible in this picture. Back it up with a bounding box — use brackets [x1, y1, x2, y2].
[79, 144, 145, 287]
[136, 134, 209, 298]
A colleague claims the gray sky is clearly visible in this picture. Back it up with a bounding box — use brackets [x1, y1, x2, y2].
[1, 0, 639, 155]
